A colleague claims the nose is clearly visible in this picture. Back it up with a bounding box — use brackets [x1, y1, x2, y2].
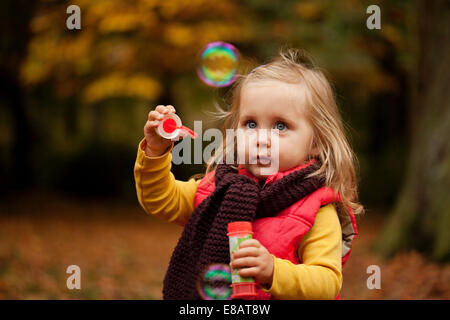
[256, 130, 271, 148]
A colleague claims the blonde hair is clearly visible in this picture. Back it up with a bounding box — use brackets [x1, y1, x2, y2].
[194, 47, 364, 217]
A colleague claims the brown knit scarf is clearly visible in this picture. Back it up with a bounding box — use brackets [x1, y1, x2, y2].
[163, 160, 324, 300]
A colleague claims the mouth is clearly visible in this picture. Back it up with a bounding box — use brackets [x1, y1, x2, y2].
[251, 155, 271, 165]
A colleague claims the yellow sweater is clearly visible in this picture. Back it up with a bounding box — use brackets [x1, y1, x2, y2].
[134, 138, 343, 299]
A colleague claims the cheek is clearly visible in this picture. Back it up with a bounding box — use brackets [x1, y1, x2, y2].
[278, 135, 311, 163]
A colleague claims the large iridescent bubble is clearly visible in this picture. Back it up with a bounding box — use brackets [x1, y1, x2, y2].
[197, 263, 232, 300]
[196, 41, 240, 88]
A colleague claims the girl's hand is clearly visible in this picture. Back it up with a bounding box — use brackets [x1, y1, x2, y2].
[230, 239, 274, 287]
[143, 105, 177, 157]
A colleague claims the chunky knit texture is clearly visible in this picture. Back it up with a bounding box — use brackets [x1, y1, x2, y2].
[162, 161, 324, 300]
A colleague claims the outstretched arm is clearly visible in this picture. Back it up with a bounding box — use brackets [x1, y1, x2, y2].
[134, 138, 199, 226]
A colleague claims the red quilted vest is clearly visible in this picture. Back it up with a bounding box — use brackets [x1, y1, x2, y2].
[194, 160, 358, 300]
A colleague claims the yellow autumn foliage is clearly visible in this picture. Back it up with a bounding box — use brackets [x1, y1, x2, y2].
[83, 73, 162, 103]
[164, 24, 195, 47]
[19, 0, 251, 103]
[294, 1, 325, 21]
[21, 32, 93, 85]
[99, 11, 157, 33]
[383, 24, 404, 50]
[158, 0, 210, 19]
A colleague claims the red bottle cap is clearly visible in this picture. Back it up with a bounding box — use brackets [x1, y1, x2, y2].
[227, 221, 253, 236]
[231, 282, 257, 299]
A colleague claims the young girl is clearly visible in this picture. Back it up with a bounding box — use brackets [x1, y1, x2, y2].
[134, 48, 362, 300]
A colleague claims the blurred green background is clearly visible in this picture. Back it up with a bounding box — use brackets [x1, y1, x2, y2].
[0, 0, 448, 299]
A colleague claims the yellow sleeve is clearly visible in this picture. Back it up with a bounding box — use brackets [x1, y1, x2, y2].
[262, 203, 342, 299]
[134, 138, 200, 226]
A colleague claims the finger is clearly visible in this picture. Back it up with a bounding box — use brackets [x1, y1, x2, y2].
[144, 121, 159, 134]
[238, 239, 261, 249]
[148, 110, 156, 120]
[231, 257, 258, 269]
[148, 110, 164, 121]
[238, 267, 259, 278]
[167, 105, 176, 113]
[232, 247, 259, 259]
[157, 105, 172, 115]
[155, 105, 167, 113]
[147, 120, 160, 127]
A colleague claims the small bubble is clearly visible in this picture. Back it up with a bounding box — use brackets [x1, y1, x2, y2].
[197, 263, 232, 300]
[196, 41, 240, 88]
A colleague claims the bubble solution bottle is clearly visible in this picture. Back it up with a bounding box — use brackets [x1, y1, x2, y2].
[227, 221, 257, 299]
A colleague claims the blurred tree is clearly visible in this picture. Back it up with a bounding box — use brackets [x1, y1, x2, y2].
[0, 0, 37, 190]
[375, 0, 450, 261]
[14, 0, 255, 191]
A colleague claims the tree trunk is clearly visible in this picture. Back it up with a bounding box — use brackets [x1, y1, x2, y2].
[374, 0, 450, 261]
[0, 0, 37, 190]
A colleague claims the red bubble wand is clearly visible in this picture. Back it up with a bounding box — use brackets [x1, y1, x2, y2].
[156, 114, 198, 141]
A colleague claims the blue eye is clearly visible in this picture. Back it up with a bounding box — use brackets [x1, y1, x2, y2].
[245, 120, 257, 129]
[275, 121, 287, 131]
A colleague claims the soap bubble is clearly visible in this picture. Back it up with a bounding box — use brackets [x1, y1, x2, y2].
[197, 263, 232, 300]
[197, 41, 240, 88]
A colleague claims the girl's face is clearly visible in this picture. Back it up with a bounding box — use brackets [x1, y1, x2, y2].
[237, 80, 316, 179]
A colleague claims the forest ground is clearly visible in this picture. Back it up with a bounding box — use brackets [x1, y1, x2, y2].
[0, 192, 448, 299]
